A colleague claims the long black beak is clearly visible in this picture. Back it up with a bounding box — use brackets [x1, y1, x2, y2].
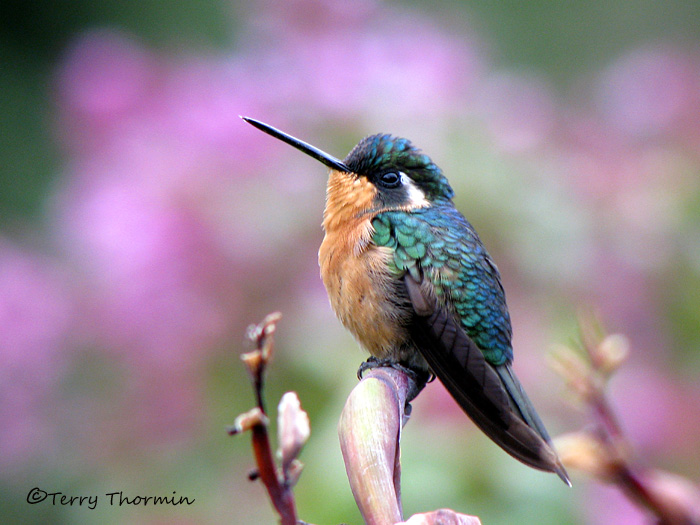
[241, 116, 351, 173]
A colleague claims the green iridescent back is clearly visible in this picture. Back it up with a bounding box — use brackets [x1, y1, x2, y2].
[372, 204, 513, 366]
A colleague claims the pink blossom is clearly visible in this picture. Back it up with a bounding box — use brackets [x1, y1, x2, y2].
[245, 1, 481, 120]
[585, 483, 649, 525]
[597, 47, 700, 138]
[609, 365, 700, 454]
[56, 29, 158, 154]
[0, 240, 74, 468]
[56, 175, 236, 371]
[478, 73, 557, 152]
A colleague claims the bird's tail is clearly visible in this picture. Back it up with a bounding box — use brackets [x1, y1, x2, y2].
[495, 363, 571, 486]
[404, 274, 570, 485]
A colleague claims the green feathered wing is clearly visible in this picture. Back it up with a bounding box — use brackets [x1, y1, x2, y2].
[372, 205, 570, 484]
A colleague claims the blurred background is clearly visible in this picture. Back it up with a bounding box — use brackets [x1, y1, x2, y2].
[2, 0, 700, 523]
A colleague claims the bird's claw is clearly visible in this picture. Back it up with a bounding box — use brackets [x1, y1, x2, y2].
[356, 357, 430, 403]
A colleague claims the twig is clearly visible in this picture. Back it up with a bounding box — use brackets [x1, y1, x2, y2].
[552, 313, 700, 525]
[231, 312, 481, 524]
[229, 312, 308, 525]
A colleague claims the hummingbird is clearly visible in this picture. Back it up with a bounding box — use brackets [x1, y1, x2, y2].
[242, 116, 570, 485]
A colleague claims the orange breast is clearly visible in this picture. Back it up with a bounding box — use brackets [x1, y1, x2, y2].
[318, 171, 410, 359]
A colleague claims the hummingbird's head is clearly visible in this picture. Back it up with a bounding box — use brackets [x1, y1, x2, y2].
[241, 117, 454, 214]
[343, 133, 454, 206]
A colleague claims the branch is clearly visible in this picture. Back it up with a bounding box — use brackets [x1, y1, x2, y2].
[228, 312, 310, 525]
[230, 313, 481, 524]
[338, 366, 481, 525]
[551, 313, 700, 525]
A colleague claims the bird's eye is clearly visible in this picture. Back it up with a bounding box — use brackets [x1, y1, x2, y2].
[378, 171, 401, 188]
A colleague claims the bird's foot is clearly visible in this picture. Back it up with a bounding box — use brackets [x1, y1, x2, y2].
[356, 357, 430, 404]
[356, 356, 392, 380]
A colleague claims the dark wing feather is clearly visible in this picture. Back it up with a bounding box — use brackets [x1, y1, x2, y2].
[404, 273, 570, 484]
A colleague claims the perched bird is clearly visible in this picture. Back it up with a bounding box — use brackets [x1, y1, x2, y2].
[242, 116, 570, 485]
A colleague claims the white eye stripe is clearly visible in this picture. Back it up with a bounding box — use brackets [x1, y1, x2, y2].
[400, 172, 430, 208]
